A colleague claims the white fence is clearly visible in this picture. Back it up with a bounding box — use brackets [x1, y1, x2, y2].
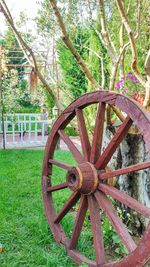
[0, 113, 52, 149]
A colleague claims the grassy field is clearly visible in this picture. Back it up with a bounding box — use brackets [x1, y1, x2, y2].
[0, 149, 80, 267]
[0, 149, 130, 267]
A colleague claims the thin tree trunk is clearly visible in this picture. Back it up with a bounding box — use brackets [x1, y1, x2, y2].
[144, 50, 150, 107]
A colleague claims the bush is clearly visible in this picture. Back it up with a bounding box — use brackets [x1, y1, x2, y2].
[64, 126, 78, 136]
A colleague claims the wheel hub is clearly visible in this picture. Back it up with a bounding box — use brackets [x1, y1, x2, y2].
[66, 162, 99, 194]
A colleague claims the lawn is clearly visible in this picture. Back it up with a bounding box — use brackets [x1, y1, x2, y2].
[0, 149, 128, 267]
[0, 149, 79, 267]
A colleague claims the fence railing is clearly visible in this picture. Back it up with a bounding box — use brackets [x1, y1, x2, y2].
[0, 113, 52, 148]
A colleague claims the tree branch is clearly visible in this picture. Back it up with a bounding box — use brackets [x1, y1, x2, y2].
[115, 0, 146, 88]
[144, 49, 150, 107]
[49, 0, 99, 89]
[119, 22, 125, 78]
[1, 0, 13, 22]
[110, 41, 130, 90]
[135, 0, 141, 39]
[0, 1, 63, 111]
[98, 0, 117, 63]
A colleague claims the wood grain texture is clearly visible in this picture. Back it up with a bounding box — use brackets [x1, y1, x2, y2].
[99, 184, 150, 218]
[49, 159, 73, 170]
[76, 108, 91, 161]
[95, 116, 133, 169]
[69, 195, 88, 249]
[54, 192, 80, 224]
[58, 129, 83, 164]
[90, 102, 106, 163]
[47, 182, 68, 193]
[88, 195, 105, 265]
[99, 161, 150, 180]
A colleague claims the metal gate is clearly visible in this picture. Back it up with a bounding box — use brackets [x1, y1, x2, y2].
[0, 113, 52, 149]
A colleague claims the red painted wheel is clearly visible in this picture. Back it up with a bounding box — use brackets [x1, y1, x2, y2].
[42, 91, 150, 266]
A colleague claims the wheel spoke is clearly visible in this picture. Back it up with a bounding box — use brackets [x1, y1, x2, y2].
[95, 116, 133, 169]
[99, 184, 150, 218]
[47, 182, 68, 193]
[49, 159, 73, 170]
[88, 195, 105, 265]
[99, 161, 150, 180]
[90, 102, 106, 164]
[76, 108, 91, 161]
[95, 191, 137, 253]
[58, 129, 83, 164]
[54, 192, 80, 224]
[69, 195, 88, 249]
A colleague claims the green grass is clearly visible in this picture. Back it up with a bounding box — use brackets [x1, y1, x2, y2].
[0, 149, 125, 267]
[0, 149, 79, 267]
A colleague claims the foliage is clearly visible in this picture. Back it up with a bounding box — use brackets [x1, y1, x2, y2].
[35, 1, 55, 36]
[115, 72, 143, 95]
[64, 126, 78, 136]
[1, 68, 40, 113]
[1, 27, 39, 113]
[57, 26, 90, 99]
[115, 72, 145, 105]
[27, 0, 150, 112]
[1, 0, 150, 114]
[87, 28, 109, 91]
[102, 215, 128, 256]
[4, 26, 27, 79]
[1, 25, 49, 113]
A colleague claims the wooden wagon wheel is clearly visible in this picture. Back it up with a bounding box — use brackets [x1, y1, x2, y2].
[42, 91, 150, 267]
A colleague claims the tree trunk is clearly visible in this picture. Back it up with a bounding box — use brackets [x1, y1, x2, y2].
[119, 133, 150, 233]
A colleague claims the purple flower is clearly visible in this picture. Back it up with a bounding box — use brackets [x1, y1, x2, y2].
[126, 72, 131, 78]
[120, 78, 124, 82]
[135, 79, 140, 84]
[130, 75, 136, 81]
[116, 82, 121, 89]
[88, 215, 90, 221]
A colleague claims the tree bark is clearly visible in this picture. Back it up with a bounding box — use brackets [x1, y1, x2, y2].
[119, 133, 150, 232]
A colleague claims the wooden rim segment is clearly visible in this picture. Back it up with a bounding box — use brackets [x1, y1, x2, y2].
[42, 91, 150, 266]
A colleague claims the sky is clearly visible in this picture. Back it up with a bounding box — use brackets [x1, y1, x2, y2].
[0, 0, 38, 36]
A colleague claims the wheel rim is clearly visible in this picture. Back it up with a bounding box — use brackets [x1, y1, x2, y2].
[42, 91, 150, 267]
